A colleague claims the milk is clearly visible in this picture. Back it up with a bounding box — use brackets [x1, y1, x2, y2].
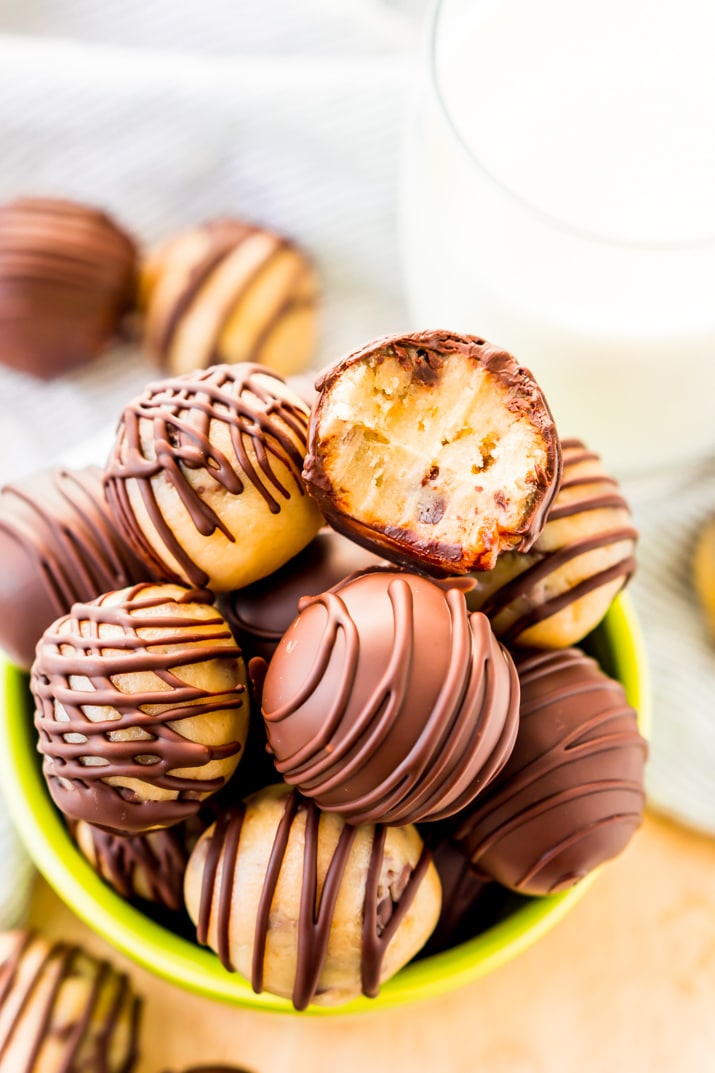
[400, 0, 715, 477]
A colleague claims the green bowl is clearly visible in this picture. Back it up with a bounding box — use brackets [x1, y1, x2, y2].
[0, 593, 649, 1016]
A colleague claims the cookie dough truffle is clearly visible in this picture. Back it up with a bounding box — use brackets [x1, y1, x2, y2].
[454, 647, 647, 894]
[141, 218, 318, 378]
[220, 527, 386, 662]
[0, 930, 141, 1073]
[0, 196, 137, 378]
[693, 515, 715, 641]
[104, 363, 323, 592]
[33, 583, 249, 835]
[184, 784, 441, 1009]
[468, 439, 638, 647]
[302, 330, 562, 575]
[261, 569, 520, 826]
[0, 465, 149, 670]
[72, 813, 208, 911]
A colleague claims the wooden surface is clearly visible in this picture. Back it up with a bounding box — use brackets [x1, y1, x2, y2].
[27, 808, 715, 1073]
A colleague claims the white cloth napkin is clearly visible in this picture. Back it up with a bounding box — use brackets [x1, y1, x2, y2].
[0, 1, 712, 940]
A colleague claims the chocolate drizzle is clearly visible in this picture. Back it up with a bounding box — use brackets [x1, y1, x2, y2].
[104, 364, 313, 588]
[473, 439, 637, 642]
[0, 930, 141, 1073]
[33, 583, 245, 834]
[194, 790, 431, 1010]
[0, 465, 148, 670]
[454, 647, 647, 894]
[262, 571, 520, 825]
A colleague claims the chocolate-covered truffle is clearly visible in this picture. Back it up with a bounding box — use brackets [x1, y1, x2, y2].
[0, 196, 137, 378]
[302, 330, 562, 575]
[219, 527, 386, 661]
[72, 812, 209, 911]
[468, 439, 638, 647]
[0, 930, 141, 1073]
[454, 647, 647, 894]
[33, 583, 249, 835]
[261, 570, 520, 826]
[104, 363, 323, 592]
[141, 217, 318, 378]
[184, 784, 440, 1009]
[0, 465, 149, 670]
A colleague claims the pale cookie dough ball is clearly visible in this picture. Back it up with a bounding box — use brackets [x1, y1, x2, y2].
[141, 218, 318, 378]
[302, 330, 562, 575]
[184, 784, 441, 1010]
[693, 516, 715, 641]
[33, 583, 249, 835]
[104, 363, 323, 591]
[0, 930, 141, 1073]
[468, 438, 638, 647]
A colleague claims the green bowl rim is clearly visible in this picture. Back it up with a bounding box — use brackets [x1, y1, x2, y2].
[0, 591, 649, 1016]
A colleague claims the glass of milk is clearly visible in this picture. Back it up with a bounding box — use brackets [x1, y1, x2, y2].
[400, 0, 715, 479]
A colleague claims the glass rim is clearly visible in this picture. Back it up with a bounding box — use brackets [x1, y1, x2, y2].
[428, 0, 715, 252]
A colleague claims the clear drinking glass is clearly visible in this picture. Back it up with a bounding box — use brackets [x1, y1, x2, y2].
[400, 0, 715, 479]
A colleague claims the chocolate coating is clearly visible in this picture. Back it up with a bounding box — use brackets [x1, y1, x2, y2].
[33, 583, 247, 835]
[261, 570, 520, 826]
[0, 196, 137, 378]
[0, 465, 149, 670]
[454, 647, 647, 894]
[421, 837, 497, 955]
[190, 787, 434, 1010]
[219, 528, 386, 661]
[0, 930, 141, 1073]
[142, 217, 317, 378]
[104, 363, 322, 591]
[72, 812, 209, 911]
[468, 438, 638, 646]
[302, 330, 562, 575]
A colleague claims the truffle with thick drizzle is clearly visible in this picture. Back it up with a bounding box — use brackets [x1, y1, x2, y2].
[468, 438, 638, 647]
[141, 217, 318, 378]
[184, 784, 440, 1009]
[0, 930, 141, 1073]
[104, 363, 323, 592]
[453, 647, 647, 894]
[33, 582, 249, 835]
[261, 569, 520, 826]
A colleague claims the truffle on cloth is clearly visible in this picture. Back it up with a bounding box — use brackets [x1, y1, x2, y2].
[141, 217, 318, 378]
[0, 196, 137, 378]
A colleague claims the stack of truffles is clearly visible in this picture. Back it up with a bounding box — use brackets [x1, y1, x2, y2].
[0, 329, 647, 1011]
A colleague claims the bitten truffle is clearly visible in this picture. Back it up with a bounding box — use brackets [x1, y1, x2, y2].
[184, 784, 441, 1009]
[141, 218, 318, 378]
[0, 196, 137, 378]
[104, 363, 323, 592]
[0, 930, 141, 1073]
[453, 647, 647, 894]
[0, 465, 149, 670]
[302, 330, 562, 575]
[33, 583, 249, 835]
[261, 569, 520, 826]
[468, 439, 638, 647]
